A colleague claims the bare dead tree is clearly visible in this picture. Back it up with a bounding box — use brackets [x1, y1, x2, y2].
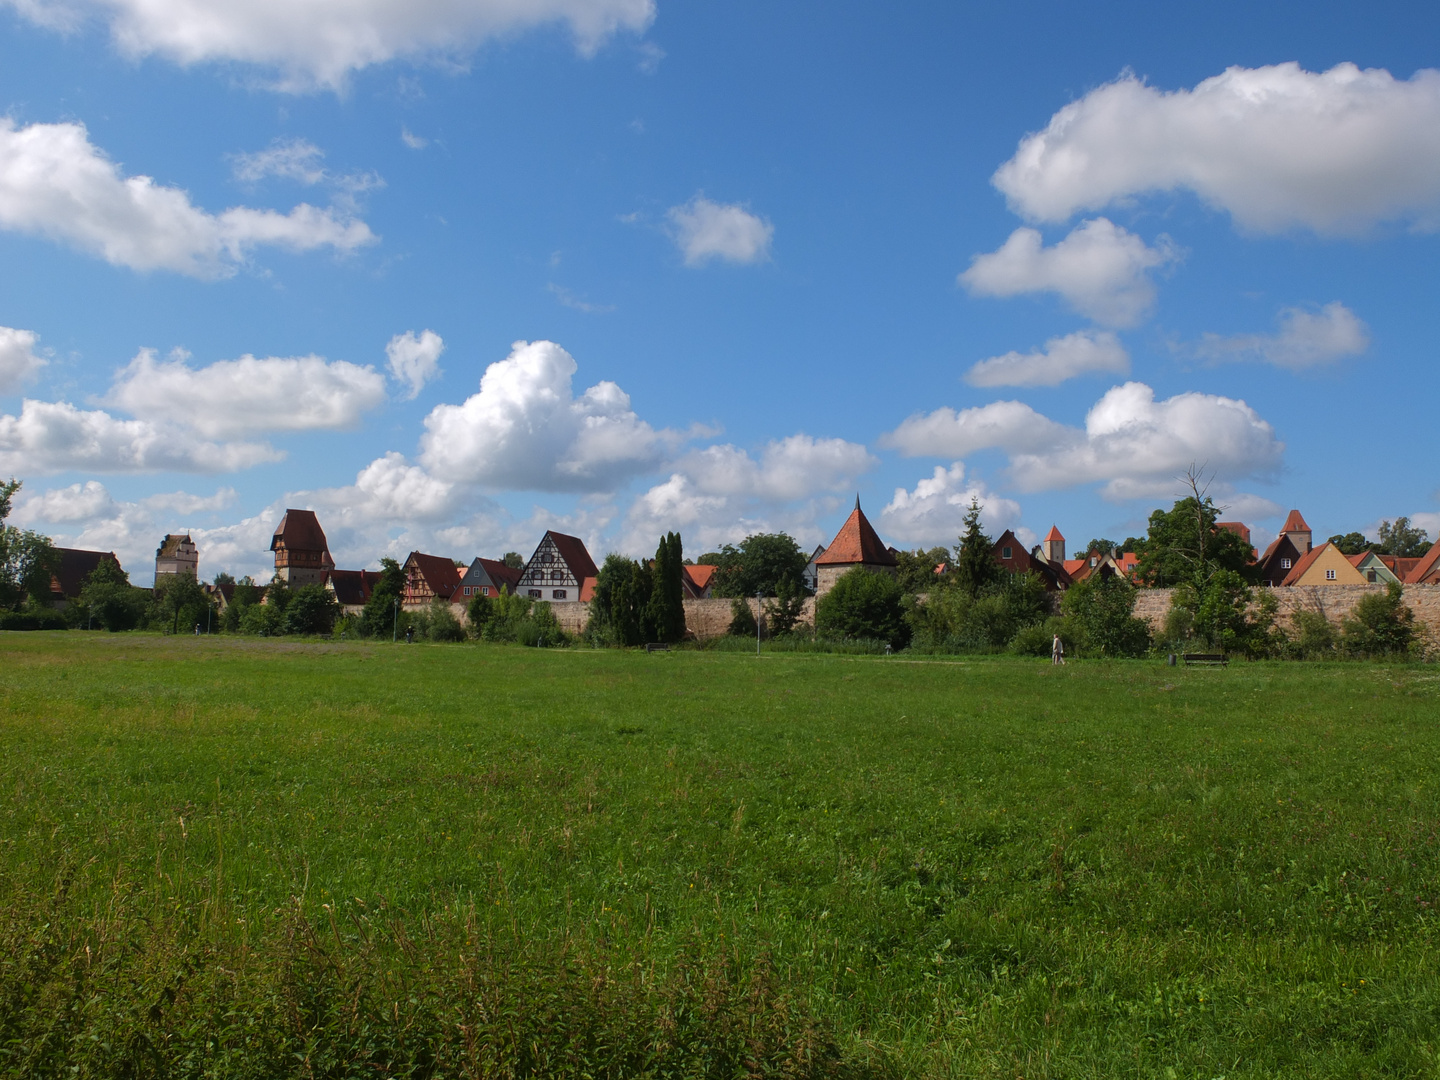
[1178, 462, 1227, 577]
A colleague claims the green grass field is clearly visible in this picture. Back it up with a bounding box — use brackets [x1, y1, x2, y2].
[2, 634, 1439, 1077]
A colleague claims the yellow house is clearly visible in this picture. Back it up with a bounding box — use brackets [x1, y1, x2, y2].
[1282, 542, 1367, 586]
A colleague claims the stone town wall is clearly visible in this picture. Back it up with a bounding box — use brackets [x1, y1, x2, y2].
[1132, 584, 1440, 641]
[546, 597, 820, 642]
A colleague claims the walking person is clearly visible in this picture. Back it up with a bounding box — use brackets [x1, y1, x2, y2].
[1051, 633, 1065, 665]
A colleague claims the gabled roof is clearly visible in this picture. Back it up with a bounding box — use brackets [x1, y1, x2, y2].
[1405, 542, 1440, 584]
[50, 548, 119, 598]
[545, 531, 599, 580]
[814, 499, 897, 567]
[270, 509, 329, 553]
[326, 569, 380, 607]
[478, 557, 523, 594]
[404, 551, 462, 597]
[1216, 521, 1251, 545]
[1281, 509, 1311, 534]
[1280, 542, 1328, 586]
[156, 534, 193, 557]
[1044, 525, 1064, 542]
[579, 576, 598, 602]
[682, 563, 717, 590]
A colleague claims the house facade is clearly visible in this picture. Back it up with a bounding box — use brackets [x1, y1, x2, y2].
[154, 534, 198, 580]
[270, 510, 335, 586]
[1258, 510, 1312, 586]
[452, 558, 524, 613]
[681, 563, 717, 599]
[801, 545, 826, 594]
[517, 531, 599, 603]
[992, 529, 1071, 591]
[401, 552, 462, 609]
[1282, 542, 1367, 586]
[813, 499, 897, 597]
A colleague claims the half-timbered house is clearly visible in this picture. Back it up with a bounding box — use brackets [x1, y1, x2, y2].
[401, 552, 463, 609]
[516, 531, 598, 603]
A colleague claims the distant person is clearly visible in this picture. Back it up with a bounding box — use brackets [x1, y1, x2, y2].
[194, 623, 201, 636]
[405, 626, 415, 644]
[1052, 634, 1065, 665]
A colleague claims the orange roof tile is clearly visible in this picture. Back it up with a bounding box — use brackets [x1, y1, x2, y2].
[1405, 543, 1440, 584]
[682, 563, 717, 589]
[1281, 509, 1311, 534]
[1044, 525, 1064, 542]
[814, 499, 897, 567]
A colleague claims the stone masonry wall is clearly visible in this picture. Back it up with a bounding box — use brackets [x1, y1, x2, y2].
[1133, 584, 1440, 642]
[546, 597, 819, 642]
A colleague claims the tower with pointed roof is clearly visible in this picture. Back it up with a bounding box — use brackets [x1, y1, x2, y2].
[1280, 509, 1312, 555]
[812, 497, 898, 597]
[1042, 525, 1065, 565]
[1256, 509, 1314, 587]
[270, 509, 335, 586]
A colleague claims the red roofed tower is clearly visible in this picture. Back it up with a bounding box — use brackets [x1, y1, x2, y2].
[813, 497, 897, 597]
[1043, 525, 1065, 565]
[270, 509, 335, 586]
[1280, 509, 1312, 554]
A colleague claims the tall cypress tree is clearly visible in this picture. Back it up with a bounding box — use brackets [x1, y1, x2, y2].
[643, 532, 687, 643]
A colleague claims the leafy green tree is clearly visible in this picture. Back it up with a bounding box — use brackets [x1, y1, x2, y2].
[1341, 582, 1416, 657]
[212, 571, 236, 587]
[359, 558, 406, 638]
[643, 532, 687, 643]
[588, 555, 652, 646]
[764, 575, 809, 637]
[814, 567, 909, 648]
[283, 584, 341, 636]
[423, 597, 466, 642]
[702, 533, 809, 598]
[0, 479, 60, 611]
[1377, 517, 1431, 558]
[1327, 532, 1375, 556]
[466, 589, 493, 632]
[726, 597, 757, 637]
[1134, 494, 1257, 587]
[502, 552, 524, 570]
[78, 557, 146, 632]
[1287, 609, 1338, 659]
[1061, 576, 1151, 657]
[951, 498, 1001, 599]
[908, 572, 1050, 652]
[1084, 538, 1119, 557]
[894, 547, 950, 595]
[149, 573, 214, 634]
[1191, 569, 1254, 654]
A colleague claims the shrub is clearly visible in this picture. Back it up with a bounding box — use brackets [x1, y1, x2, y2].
[78, 558, 147, 632]
[908, 573, 1050, 653]
[425, 598, 467, 642]
[282, 584, 341, 636]
[1062, 576, 1151, 658]
[1342, 582, 1416, 658]
[814, 567, 909, 649]
[0, 610, 67, 631]
[1009, 616, 1073, 657]
[1287, 609, 1338, 659]
[727, 597, 757, 638]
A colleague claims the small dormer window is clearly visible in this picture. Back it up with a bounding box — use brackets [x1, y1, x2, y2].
[1280, 558, 1291, 569]
[1002, 546, 1012, 559]
[1090, 556, 1097, 567]
[1325, 569, 1336, 581]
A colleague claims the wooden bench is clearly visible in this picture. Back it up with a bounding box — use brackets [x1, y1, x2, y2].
[1182, 653, 1228, 667]
[644, 642, 670, 653]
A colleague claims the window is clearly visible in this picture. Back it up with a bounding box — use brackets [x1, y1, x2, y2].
[1367, 570, 1377, 583]
[1280, 557, 1291, 569]
[552, 589, 567, 600]
[551, 569, 563, 581]
[1325, 569, 1336, 581]
[528, 589, 542, 598]
[481, 586, 489, 596]
[1002, 546, 1012, 559]
[463, 587, 470, 596]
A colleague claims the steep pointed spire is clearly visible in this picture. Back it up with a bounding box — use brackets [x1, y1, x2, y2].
[815, 500, 897, 567]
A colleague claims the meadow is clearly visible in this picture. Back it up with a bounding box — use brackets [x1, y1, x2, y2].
[1, 634, 1438, 1078]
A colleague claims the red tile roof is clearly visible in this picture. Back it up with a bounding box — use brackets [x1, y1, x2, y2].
[814, 500, 897, 567]
[270, 509, 330, 553]
[1044, 525, 1064, 542]
[579, 576, 598, 602]
[1405, 543, 1440, 584]
[1280, 542, 1328, 586]
[326, 568, 381, 607]
[50, 548, 120, 598]
[1216, 521, 1251, 545]
[405, 551, 462, 598]
[1281, 509, 1311, 535]
[682, 563, 717, 589]
[546, 532, 599, 580]
[476, 557, 523, 594]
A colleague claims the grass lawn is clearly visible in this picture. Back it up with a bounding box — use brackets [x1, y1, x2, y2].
[2, 633, 1439, 1077]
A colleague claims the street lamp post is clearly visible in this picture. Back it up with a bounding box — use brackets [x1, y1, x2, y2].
[393, 598, 399, 642]
[756, 590, 762, 657]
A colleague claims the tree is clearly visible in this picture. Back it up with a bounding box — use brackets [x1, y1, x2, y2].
[814, 567, 909, 648]
[502, 552, 524, 570]
[894, 547, 950, 595]
[951, 498, 1000, 598]
[1327, 532, 1375, 556]
[643, 532, 687, 643]
[1061, 576, 1151, 658]
[467, 589, 493, 632]
[150, 573, 213, 634]
[0, 479, 60, 611]
[1377, 517, 1431, 558]
[764, 575, 809, 637]
[726, 597, 757, 637]
[1134, 476, 1257, 588]
[359, 558, 406, 638]
[1341, 582, 1416, 657]
[423, 597, 466, 642]
[79, 557, 146, 632]
[702, 533, 809, 598]
[212, 571, 236, 587]
[1084, 538, 1119, 557]
[588, 555, 652, 646]
[283, 584, 341, 636]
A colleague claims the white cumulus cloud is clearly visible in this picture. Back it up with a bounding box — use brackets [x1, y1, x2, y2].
[965, 330, 1129, 388]
[0, 399, 282, 475]
[960, 218, 1175, 327]
[883, 381, 1283, 501]
[230, 137, 380, 195]
[4, 0, 656, 91]
[666, 195, 774, 266]
[1197, 302, 1370, 370]
[0, 326, 46, 392]
[106, 348, 388, 438]
[993, 62, 1440, 235]
[0, 120, 375, 277]
[880, 462, 1023, 548]
[385, 330, 445, 399]
[419, 339, 669, 492]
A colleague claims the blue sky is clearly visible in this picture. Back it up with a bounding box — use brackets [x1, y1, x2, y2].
[1, 0, 1437, 584]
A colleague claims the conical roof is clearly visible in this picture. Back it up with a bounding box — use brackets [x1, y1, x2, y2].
[1044, 525, 1064, 542]
[814, 499, 897, 567]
